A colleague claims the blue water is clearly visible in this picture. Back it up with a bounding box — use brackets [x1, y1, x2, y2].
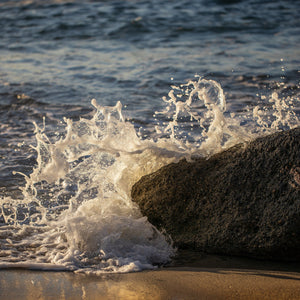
[1, 0, 299, 108]
[0, 0, 299, 273]
[1, 0, 299, 184]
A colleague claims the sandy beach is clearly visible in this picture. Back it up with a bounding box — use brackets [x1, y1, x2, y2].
[1, 254, 300, 300]
[0, 268, 300, 299]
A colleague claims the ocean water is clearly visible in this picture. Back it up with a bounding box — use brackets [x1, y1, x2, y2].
[0, 0, 299, 273]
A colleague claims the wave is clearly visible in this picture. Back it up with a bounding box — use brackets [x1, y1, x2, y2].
[0, 77, 299, 273]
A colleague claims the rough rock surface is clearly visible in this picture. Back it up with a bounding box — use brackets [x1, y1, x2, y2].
[131, 128, 300, 261]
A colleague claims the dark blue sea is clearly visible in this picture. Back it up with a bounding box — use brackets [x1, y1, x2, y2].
[0, 0, 299, 273]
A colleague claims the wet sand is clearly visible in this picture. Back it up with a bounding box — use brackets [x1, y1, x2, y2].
[1, 254, 300, 300]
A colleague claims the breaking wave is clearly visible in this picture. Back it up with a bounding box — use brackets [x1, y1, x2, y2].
[0, 77, 299, 273]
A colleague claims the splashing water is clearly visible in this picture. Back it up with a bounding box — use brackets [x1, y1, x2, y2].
[0, 77, 299, 273]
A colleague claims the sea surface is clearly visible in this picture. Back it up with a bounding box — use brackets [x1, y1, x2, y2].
[0, 0, 299, 273]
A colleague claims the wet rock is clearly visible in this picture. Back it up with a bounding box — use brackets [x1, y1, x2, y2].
[131, 128, 300, 261]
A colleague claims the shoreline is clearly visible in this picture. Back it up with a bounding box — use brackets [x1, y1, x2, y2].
[1, 268, 299, 300]
[1, 254, 300, 300]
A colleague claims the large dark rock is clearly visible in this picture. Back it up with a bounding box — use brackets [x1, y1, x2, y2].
[132, 128, 300, 261]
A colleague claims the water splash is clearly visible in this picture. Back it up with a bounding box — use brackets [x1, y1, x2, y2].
[0, 77, 299, 273]
[0, 100, 178, 273]
[155, 76, 299, 155]
[252, 91, 299, 133]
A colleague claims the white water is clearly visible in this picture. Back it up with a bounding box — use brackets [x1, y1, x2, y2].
[0, 77, 299, 273]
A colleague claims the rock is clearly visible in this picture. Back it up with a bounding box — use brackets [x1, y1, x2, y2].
[131, 128, 300, 261]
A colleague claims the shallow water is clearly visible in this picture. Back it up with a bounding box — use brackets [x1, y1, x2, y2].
[0, 0, 299, 273]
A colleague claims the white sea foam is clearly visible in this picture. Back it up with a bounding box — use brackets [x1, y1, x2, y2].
[0, 77, 299, 273]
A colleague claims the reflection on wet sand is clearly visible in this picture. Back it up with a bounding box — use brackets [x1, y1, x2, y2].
[1, 268, 300, 300]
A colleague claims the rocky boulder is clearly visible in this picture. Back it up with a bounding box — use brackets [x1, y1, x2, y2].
[131, 128, 300, 261]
